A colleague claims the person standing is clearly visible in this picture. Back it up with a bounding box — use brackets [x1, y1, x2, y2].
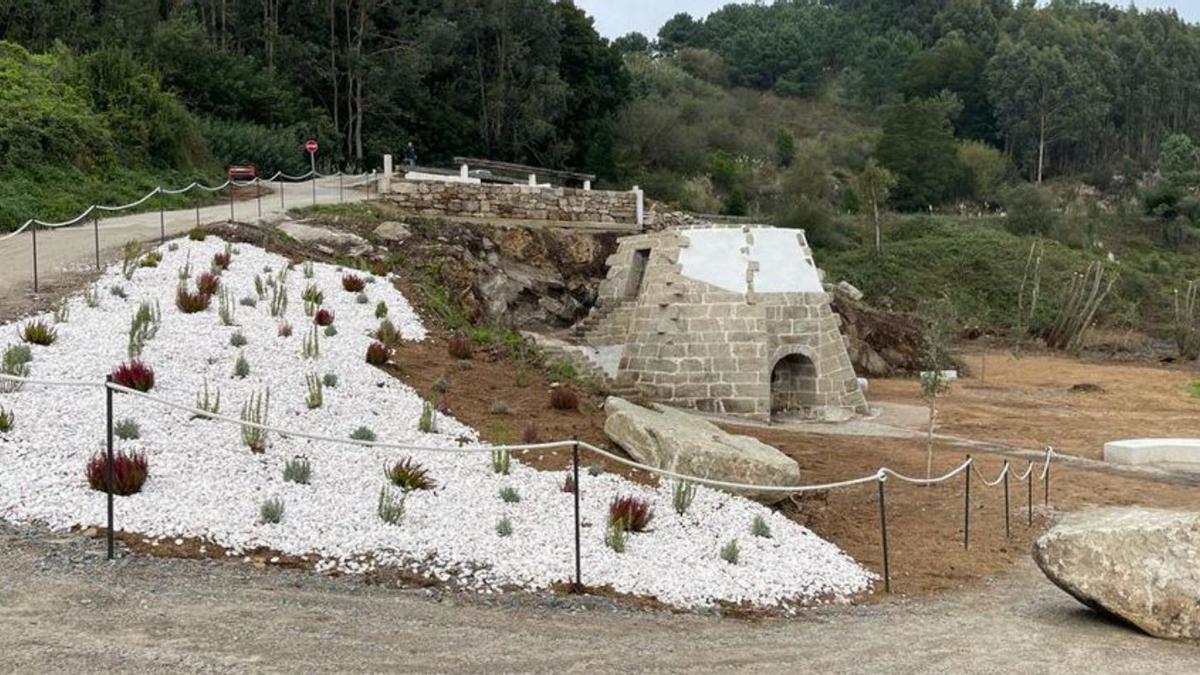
[403, 141, 417, 167]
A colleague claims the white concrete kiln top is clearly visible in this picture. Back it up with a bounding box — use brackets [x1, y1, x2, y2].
[676, 227, 822, 294]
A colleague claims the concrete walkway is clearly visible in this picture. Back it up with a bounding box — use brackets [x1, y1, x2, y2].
[0, 177, 371, 299]
[1, 524, 1197, 673]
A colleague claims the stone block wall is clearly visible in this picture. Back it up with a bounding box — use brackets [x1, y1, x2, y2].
[583, 226, 867, 420]
[385, 179, 639, 223]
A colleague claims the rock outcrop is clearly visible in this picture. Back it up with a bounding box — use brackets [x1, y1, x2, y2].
[1033, 507, 1200, 639]
[279, 221, 374, 258]
[603, 397, 801, 503]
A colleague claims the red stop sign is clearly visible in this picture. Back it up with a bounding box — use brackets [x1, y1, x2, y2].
[305, 139, 318, 154]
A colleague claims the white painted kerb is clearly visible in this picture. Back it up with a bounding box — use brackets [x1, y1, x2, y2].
[1103, 438, 1200, 465]
[676, 227, 823, 294]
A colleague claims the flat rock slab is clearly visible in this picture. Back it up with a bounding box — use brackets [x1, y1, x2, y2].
[279, 221, 369, 249]
[1104, 438, 1200, 466]
[603, 396, 800, 503]
[1033, 507, 1200, 639]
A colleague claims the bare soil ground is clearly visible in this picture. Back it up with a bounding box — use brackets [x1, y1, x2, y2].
[870, 348, 1200, 460]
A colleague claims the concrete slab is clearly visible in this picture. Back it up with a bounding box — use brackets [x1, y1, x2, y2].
[1104, 438, 1200, 466]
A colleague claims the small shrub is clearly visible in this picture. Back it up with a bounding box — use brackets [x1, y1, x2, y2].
[431, 375, 448, 393]
[175, 282, 211, 314]
[268, 284, 288, 317]
[114, 418, 140, 440]
[167, 242, 179, 252]
[322, 372, 338, 388]
[212, 251, 231, 271]
[139, 250, 162, 268]
[588, 466, 604, 477]
[604, 521, 626, 553]
[549, 385, 579, 411]
[491, 449, 511, 475]
[301, 284, 324, 305]
[259, 497, 285, 524]
[350, 426, 377, 442]
[120, 240, 141, 279]
[217, 288, 236, 326]
[304, 372, 323, 409]
[83, 285, 99, 308]
[240, 389, 270, 453]
[377, 485, 406, 525]
[418, 400, 437, 433]
[230, 330, 248, 347]
[4, 344, 31, 365]
[489, 400, 509, 415]
[496, 517, 513, 537]
[253, 275, 266, 299]
[720, 539, 740, 564]
[561, 473, 575, 493]
[277, 321, 293, 337]
[127, 300, 162, 357]
[0, 406, 13, 433]
[51, 298, 70, 323]
[609, 496, 654, 533]
[239, 296, 257, 308]
[342, 274, 366, 292]
[356, 292, 369, 304]
[233, 352, 250, 379]
[498, 486, 521, 503]
[85, 450, 148, 496]
[447, 333, 473, 360]
[283, 456, 313, 484]
[385, 457, 436, 491]
[301, 326, 321, 359]
[111, 360, 155, 392]
[109, 285, 127, 299]
[521, 421, 540, 444]
[672, 480, 697, 516]
[195, 271, 221, 297]
[302, 261, 314, 278]
[375, 319, 399, 345]
[375, 301, 388, 318]
[751, 514, 772, 538]
[177, 252, 192, 281]
[188, 227, 207, 241]
[194, 379, 221, 418]
[314, 308, 335, 327]
[19, 320, 57, 346]
[324, 325, 338, 337]
[0, 345, 31, 392]
[366, 341, 390, 366]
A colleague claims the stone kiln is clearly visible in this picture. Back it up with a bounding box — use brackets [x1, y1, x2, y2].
[578, 225, 868, 421]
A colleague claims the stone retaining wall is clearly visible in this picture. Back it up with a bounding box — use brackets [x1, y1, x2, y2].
[385, 179, 639, 224]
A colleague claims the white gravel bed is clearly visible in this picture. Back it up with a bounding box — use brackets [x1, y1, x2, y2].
[0, 237, 875, 609]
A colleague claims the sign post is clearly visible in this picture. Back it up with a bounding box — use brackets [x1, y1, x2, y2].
[305, 139, 319, 205]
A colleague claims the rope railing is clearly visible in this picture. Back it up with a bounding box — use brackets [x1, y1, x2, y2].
[3, 169, 378, 292]
[0, 370, 1056, 595]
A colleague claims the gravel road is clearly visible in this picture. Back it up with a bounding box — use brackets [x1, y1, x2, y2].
[0, 177, 368, 301]
[1, 524, 1196, 673]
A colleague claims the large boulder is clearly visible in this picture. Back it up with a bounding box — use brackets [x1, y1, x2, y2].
[1033, 507, 1200, 639]
[603, 397, 800, 504]
[279, 221, 373, 257]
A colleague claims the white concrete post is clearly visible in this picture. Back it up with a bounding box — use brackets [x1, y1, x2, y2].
[382, 154, 393, 193]
[583, 179, 591, 191]
[460, 163, 469, 179]
[528, 173, 537, 186]
[633, 185, 644, 227]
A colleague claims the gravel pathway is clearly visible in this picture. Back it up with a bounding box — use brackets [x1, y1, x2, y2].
[2, 523, 1197, 673]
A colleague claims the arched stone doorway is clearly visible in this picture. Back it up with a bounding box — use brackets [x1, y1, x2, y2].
[770, 352, 819, 417]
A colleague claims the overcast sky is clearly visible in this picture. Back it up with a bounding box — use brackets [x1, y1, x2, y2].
[575, 1, 1200, 39]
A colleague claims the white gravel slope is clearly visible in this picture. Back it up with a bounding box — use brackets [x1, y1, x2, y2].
[0, 237, 875, 609]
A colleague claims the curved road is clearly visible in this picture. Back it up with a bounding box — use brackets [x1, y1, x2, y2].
[1, 525, 1197, 673]
[0, 176, 371, 299]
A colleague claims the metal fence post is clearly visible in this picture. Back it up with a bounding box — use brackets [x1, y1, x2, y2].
[93, 216, 100, 270]
[1044, 452, 1051, 506]
[1027, 460, 1033, 526]
[572, 439, 582, 594]
[229, 187, 234, 222]
[105, 374, 115, 560]
[257, 179, 263, 217]
[339, 172, 344, 202]
[878, 476, 890, 593]
[159, 204, 165, 244]
[1002, 460, 1010, 538]
[280, 180, 286, 209]
[963, 455, 971, 550]
[311, 175, 317, 205]
[195, 202, 200, 228]
[31, 221, 39, 293]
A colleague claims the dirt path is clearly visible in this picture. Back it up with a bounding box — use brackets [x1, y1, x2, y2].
[0, 177, 368, 306]
[0, 523, 1196, 673]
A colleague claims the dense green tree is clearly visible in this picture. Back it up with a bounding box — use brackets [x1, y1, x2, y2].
[1160, 133, 1200, 185]
[613, 32, 651, 54]
[876, 94, 964, 209]
[903, 34, 997, 143]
